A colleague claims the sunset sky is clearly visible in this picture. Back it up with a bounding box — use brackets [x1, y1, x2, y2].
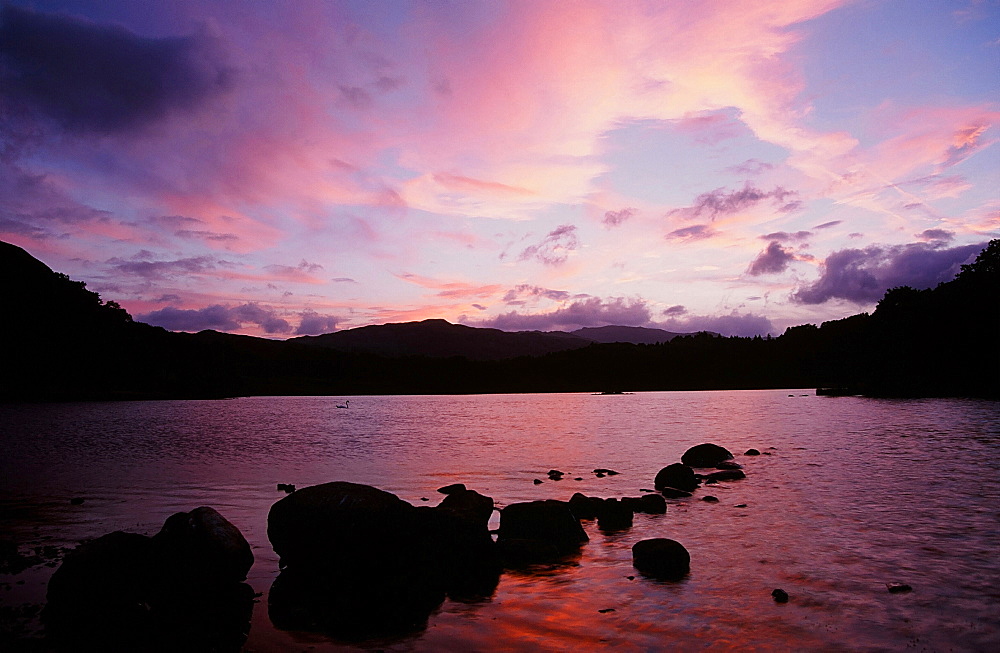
[1, 0, 997, 337]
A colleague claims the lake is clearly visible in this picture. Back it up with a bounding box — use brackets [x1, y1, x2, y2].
[2, 390, 999, 651]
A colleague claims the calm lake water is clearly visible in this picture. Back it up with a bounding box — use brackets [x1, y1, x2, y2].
[2, 390, 999, 651]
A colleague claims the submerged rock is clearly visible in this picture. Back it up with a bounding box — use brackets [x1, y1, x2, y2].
[681, 443, 734, 468]
[701, 469, 746, 483]
[886, 582, 913, 593]
[772, 588, 789, 603]
[568, 493, 602, 520]
[622, 494, 667, 515]
[659, 487, 693, 499]
[745, 449, 761, 456]
[632, 539, 690, 580]
[437, 483, 466, 495]
[152, 506, 254, 587]
[654, 463, 698, 492]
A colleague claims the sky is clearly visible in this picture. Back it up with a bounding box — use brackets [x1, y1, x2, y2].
[1, 0, 997, 338]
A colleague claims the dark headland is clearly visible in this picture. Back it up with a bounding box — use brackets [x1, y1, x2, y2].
[1, 239, 997, 401]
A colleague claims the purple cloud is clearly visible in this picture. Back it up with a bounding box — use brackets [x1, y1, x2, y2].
[519, 224, 579, 266]
[916, 228, 954, 242]
[666, 224, 715, 241]
[108, 255, 222, 280]
[727, 159, 774, 176]
[658, 312, 774, 337]
[139, 302, 292, 334]
[472, 297, 651, 331]
[295, 310, 339, 335]
[670, 184, 797, 221]
[761, 230, 811, 242]
[663, 305, 687, 317]
[747, 241, 796, 276]
[793, 241, 985, 304]
[0, 5, 233, 135]
[502, 284, 572, 304]
[603, 207, 636, 228]
[813, 220, 842, 230]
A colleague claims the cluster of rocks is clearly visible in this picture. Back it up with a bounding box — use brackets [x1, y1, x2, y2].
[41, 442, 764, 644]
[43, 507, 254, 651]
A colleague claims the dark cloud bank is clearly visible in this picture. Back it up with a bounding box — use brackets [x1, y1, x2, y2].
[794, 241, 985, 305]
[0, 4, 232, 135]
[138, 304, 339, 336]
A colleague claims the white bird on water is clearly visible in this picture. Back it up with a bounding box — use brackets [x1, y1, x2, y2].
[336, 400, 350, 409]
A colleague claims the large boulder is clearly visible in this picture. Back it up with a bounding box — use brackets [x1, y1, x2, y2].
[151, 506, 253, 587]
[681, 443, 733, 468]
[268, 481, 416, 573]
[45, 513, 254, 651]
[497, 500, 588, 558]
[654, 463, 698, 492]
[568, 492, 602, 520]
[632, 538, 690, 580]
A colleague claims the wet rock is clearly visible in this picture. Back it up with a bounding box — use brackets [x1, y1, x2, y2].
[70, 497, 85, 505]
[596, 499, 633, 532]
[533, 479, 544, 485]
[45, 523, 255, 652]
[745, 449, 761, 456]
[622, 494, 666, 515]
[702, 469, 746, 483]
[681, 443, 734, 468]
[277, 483, 296, 493]
[568, 492, 602, 520]
[268, 481, 420, 574]
[654, 463, 698, 492]
[593, 468, 619, 475]
[886, 582, 912, 593]
[631, 539, 690, 580]
[659, 487, 693, 499]
[702, 496, 719, 503]
[437, 483, 466, 495]
[735, 504, 748, 508]
[497, 500, 588, 558]
[437, 488, 495, 529]
[715, 461, 743, 470]
[772, 588, 789, 603]
[595, 472, 605, 478]
[267, 482, 500, 636]
[152, 506, 254, 586]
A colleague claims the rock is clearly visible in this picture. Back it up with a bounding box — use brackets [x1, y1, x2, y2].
[547, 469, 563, 477]
[886, 582, 912, 593]
[654, 463, 698, 492]
[772, 588, 789, 603]
[745, 449, 761, 456]
[568, 492, 602, 520]
[267, 481, 417, 574]
[595, 472, 605, 478]
[622, 494, 666, 515]
[45, 524, 254, 651]
[437, 489, 495, 529]
[152, 506, 254, 587]
[659, 487, 693, 499]
[70, 497, 85, 505]
[735, 504, 748, 508]
[277, 483, 296, 493]
[596, 499, 633, 532]
[715, 461, 743, 470]
[574, 477, 583, 481]
[702, 496, 719, 503]
[497, 500, 588, 556]
[631, 539, 690, 580]
[702, 469, 746, 483]
[533, 478, 543, 485]
[681, 443, 734, 468]
[593, 468, 619, 475]
[437, 483, 466, 495]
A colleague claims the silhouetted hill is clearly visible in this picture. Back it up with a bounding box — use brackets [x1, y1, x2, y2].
[2, 238, 996, 400]
[570, 325, 697, 344]
[291, 318, 592, 360]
